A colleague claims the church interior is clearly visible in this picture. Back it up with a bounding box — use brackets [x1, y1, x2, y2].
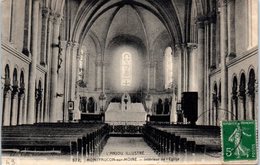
[1, 0, 258, 162]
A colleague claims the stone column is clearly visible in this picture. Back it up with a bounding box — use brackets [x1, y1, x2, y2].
[2, 85, 11, 126]
[197, 17, 205, 125]
[42, 12, 54, 123]
[204, 20, 210, 125]
[18, 88, 25, 125]
[83, 52, 89, 84]
[95, 59, 102, 91]
[40, 8, 50, 66]
[209, 12, 217, 69]
[175, 45, 183, 101]
[10, 86, 18, 126]
[35, 87, 43, 122]
[238, 96, 246, 120]
[247, 83, 256, 120]
[49, 13, 62, 122]
[254, 81, 258, 120]
[27, 0, 40, 124]
[63, 42, 72, 122]
[220, 0, 228, 121]
[22, 0, 32, 56]
[150, 61, 157, 91]
[187, 43, 198, 91]
[146, 61, 151, 91]
[227, 0, 236, 57]
[170, 86, 177, 123]
[9, 0, 16, 44]
[183, 45, 188, 91]
[102, 53, 106, 92]
[70, 42, 79, 100]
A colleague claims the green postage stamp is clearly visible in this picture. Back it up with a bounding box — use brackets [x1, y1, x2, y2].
[221, 120, 257, 162]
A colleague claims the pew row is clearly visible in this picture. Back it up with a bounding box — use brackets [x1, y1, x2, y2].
[143, 124, 221, 154]
[2, 123, 109, 157]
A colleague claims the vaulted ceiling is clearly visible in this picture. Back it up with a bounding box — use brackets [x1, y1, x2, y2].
[65, 0, 189, 48]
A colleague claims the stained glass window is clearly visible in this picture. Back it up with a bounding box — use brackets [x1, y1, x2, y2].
[121, 52, 132, 87]
[165, 47, 173, 89]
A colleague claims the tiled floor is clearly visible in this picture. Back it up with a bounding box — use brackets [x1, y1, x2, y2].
[2, 137, 224, 164]
[98, 137, 222, 164]
[100, 137, 159, 158]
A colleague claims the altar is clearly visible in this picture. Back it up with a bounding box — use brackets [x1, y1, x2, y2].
[105, 93, 147, 125]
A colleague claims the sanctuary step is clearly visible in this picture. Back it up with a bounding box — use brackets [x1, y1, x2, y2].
[80, 113, 104, 122]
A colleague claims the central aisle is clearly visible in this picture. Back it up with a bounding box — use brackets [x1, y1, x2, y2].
[100, 137, 159, 159]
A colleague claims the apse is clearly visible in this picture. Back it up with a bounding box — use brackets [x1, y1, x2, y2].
[106, 35, 146, 93]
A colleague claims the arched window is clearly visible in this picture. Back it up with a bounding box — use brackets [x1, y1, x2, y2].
[13, 68, 18, 87]
[239, 73, 246, 119]
[20, 71, 25, 89]
[4, 65, 10, 85]
[164, 47, 173, 89]
[78, 48, 84, 81]
[218, 82, 221, 103]
[248, 69, 255, 119]
[248, 69, 255, 97]
[232, 76, 238, 120]
[121, 52, 132, 87]
[213, 83, 218, 125]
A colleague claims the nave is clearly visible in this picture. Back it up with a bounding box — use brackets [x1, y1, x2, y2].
[2, 122, 221, 164]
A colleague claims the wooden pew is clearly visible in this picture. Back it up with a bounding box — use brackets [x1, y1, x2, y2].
[2, 123, 109, 157]
[143, 124, 221, 154]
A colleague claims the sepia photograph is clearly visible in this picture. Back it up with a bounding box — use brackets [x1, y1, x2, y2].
[0, 0, 258, 164]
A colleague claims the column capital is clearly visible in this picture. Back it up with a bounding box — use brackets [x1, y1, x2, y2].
[187, 43, 198, 49]
[4, 88, 12, 98]
[71, 42, 79, 49]
[175, 43, 187, 51]
[174, 43, 182, 50]
[144, 61, 150, 67]
[48, 12, 54, 22]
[60, 41, 68, 49]
[196, 15, 208, 28]
[95, 60, 103, 66]
[204, 20, 210, 25]
[219, 0, 227, 7]
[42, 7, 50, 19]
[33, 0, 41, 5]
[53, 13, 62, 25]
[208, 11, 217, 24]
